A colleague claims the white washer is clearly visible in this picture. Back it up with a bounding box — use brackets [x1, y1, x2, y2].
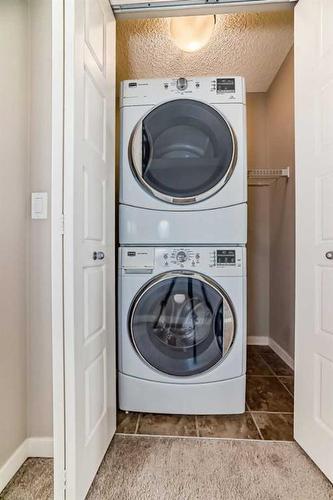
[118, 246, 246, 414]
[119, 76, 247, 245]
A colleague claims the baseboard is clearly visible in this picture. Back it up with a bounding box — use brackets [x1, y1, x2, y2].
[268, 338, 294, 370]
[0, 440, 27, 493]
[247, 335, 269, 345]
[26, 437, 53, 458]
[0, 437, 53, 493]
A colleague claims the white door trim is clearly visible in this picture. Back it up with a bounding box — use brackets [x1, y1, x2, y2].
[51, 0, 65, 499]
[111, 0, 296, 20]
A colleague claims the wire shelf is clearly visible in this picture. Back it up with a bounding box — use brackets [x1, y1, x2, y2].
[248, 167, 290, 186]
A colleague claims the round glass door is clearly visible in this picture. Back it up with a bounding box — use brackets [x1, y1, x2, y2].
[129, 272, 235, 376]
[130, 99, 236, 204]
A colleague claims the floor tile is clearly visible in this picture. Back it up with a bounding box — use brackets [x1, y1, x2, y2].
[196, 413, 260, 439]
[278, 376, 294, 396]
[259, 351, 293, 376]
[137, 413, 197, 436]
[246, 376, 294, 412]
[247, 350, 273, 376]
[117, 410, 139, 434]
[251, 412, 294, 441]
[252, 345, 273, 354]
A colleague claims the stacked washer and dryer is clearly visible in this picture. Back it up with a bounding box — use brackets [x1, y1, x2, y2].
[118, 76, 247, 414]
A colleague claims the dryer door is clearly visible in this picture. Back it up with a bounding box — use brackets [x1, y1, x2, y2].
[129, 272, 236, 376]
[130, 99, 236, 204]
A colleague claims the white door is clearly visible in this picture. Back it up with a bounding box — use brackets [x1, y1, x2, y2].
[295, 0, 333, 483]
[63, 0, 116, 498]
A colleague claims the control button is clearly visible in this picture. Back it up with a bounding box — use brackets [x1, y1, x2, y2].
[195, 253, 200, 260]
[164, 254, 168, 259]
[176, 78, 188, 91]
[164, 262, 169, 266]
[164, 83, 169, 89]
[176, 251, 187, 263]
[195, 83, 200, 88]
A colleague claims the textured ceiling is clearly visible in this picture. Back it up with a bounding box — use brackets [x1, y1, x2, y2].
[116, 11, 294, 92]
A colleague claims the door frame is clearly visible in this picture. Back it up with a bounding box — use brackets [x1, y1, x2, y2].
[50, 2, 297, 498]
[51, 0, 65, 498]
[53, 1, 332, 498]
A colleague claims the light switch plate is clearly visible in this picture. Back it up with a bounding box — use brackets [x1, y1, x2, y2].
[31, 192, 48, 219]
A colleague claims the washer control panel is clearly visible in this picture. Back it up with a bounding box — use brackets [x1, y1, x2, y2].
[161, 248, 201, 269]
[120, 247, 246, 276]
[212, 249, 236, 266]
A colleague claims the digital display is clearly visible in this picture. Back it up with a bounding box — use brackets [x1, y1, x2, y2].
[216, 78, 235, 93]
[217, 250, 236, 265]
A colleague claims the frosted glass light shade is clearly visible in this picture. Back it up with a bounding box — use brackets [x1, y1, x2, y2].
[169, 15, 215, 53]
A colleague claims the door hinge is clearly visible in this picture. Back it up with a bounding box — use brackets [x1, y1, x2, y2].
[60, 213, 65, 235]
[63, 469, 67, 490]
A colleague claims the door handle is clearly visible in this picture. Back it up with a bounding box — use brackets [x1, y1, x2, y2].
[93, 251, 105, 261]
[325, 251, 333, 260]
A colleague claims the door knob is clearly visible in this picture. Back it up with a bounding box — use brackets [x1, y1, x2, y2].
[93, 251, 105, 261]
[325, 251, 333, 260]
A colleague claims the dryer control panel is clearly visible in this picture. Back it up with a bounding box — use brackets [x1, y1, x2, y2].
[120, 76, 246, 107]
[120, 246, 246, 277]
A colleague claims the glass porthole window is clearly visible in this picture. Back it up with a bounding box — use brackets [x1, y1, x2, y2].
[129, 272, 236, 376]
[130, 99, 236, 204]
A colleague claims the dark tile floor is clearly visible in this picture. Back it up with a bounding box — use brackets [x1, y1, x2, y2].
[117, 345, 294, 441]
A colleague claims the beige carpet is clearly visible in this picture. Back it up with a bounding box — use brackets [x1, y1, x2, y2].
[1, 435, 332, 499]
[0, 458, 53, 500]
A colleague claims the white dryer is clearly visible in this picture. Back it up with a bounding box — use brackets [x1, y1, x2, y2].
[119, 76, 247, 245]
[118, 246, 246, 414]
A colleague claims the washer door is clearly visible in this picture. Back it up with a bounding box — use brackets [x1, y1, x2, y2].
[129, 272, 235, 376]
[130, 99, 236, 205]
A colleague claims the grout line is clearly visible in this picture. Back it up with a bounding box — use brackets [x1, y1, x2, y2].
[277, 378, 294, 399]
[195, 416, 200, 437]
[134, 413, 141, 435]
[254, 350, 277, 377]
[251, 349, 294, 396]
[275, 376, 295, 399]
[250, 412, 265, 441]
[255, 346, 294, 378]
[250, 411, 293, 415]
[114, 433, 294, 444]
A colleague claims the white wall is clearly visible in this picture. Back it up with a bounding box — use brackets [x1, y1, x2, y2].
[27, 0, 53, 439]
[0, 0, 29, 468]
[0, 0, 53, 471]
[267, 49, 295, 357]
[246, 50, 295, 355]
[247, 94, 270, 339]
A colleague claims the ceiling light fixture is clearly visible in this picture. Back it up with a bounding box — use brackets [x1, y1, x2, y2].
[169, 15, 216, 53]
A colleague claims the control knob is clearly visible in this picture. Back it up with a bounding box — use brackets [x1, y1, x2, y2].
[176, 251, 187, 263]
[176, 77, 188, 91]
